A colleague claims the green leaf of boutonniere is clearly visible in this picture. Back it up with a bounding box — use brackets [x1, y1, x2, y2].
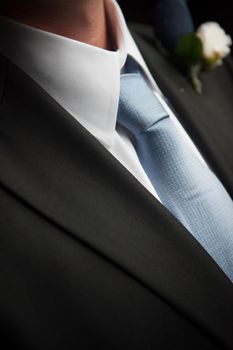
[176, 34, 204, 94]
[176, 33, 203, 66]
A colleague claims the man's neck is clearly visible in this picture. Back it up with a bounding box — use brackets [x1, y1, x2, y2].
[1, 0, 113, 50]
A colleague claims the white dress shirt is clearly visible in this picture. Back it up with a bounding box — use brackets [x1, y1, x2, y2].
[0, 0, 207, 202]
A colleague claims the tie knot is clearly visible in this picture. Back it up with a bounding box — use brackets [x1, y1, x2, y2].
[117, 65, 168, 136]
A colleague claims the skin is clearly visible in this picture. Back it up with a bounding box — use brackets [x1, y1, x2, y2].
[0, 0, 113, 49]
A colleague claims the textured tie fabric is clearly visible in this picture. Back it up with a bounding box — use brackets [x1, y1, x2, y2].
[117, 57, 233, 281]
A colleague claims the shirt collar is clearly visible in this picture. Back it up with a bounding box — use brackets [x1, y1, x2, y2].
[0, 0, 159, 148]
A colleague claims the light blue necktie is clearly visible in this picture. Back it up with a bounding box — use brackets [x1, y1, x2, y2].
[117, 57, 233, 281]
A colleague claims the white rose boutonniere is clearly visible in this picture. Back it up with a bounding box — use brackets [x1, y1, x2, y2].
[175, 22, 232, 94]
[197, 22, 232, 69]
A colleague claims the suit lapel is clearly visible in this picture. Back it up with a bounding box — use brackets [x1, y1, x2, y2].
[1, 56, 233, 348]
[130, 24, 233, 197]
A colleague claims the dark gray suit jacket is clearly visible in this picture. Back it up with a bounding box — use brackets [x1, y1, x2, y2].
[0, 24, 233, 349]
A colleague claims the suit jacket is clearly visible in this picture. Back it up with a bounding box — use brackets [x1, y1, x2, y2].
[0, 23, 233, 350]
